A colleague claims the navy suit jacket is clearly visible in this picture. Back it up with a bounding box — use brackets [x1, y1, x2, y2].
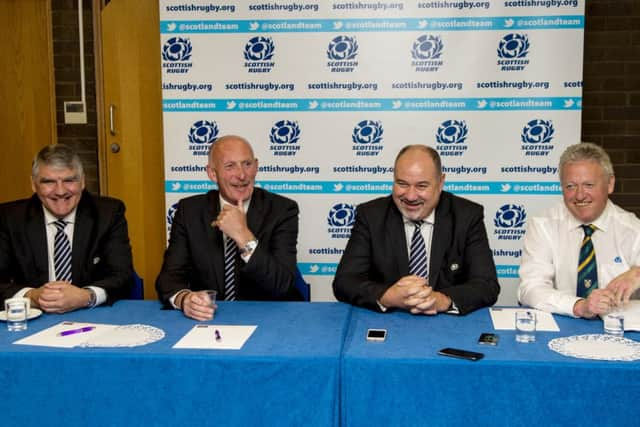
[332, 191, 499, 314]
[0, 191, 134, 303]
[155, 188, 302, 305]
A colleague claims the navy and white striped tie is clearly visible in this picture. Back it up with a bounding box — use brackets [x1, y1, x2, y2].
[53, 219, 72, 282]
[224, 237, 237, 301]
[408, 221, 428, 279]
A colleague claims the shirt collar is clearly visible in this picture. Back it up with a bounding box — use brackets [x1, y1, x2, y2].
[403, 209, 436, 226]
[565, 199, 612, 233]
[219, 195, 251, 214]
[43, 206, 77, 225]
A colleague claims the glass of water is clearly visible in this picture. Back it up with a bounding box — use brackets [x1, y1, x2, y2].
[603, 309, 624, 336]
[515, 310, 536, 343]
[4, 298, 29, 332]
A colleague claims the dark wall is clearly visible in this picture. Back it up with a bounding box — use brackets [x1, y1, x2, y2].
[583, 0, 640, 215]
[51, 0, 98, 192]
[50, 1, 639, 212]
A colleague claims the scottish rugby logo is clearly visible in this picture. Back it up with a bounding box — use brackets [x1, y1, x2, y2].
[162, 37, 193, 74]
[188, 120, 219, 156]
[327, 35, 359, 72]
[352, 120, 384, 156]
[411, 34, 444, 72]
[270, 120, 301, 156]
[244, 36, 275, 73]
[521, 119, 554, 156]
[435, 120, 468, 157]
[327, 203, 356, 239]
[494, 204, 527, 240]
[497, 33, 530, 71]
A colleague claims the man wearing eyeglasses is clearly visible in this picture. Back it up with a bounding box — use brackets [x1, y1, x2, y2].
[0, 144, 133, 313]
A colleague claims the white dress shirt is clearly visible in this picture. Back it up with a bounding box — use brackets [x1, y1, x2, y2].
[518, 200, 640, 316]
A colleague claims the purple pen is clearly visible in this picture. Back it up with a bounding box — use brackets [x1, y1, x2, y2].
[215, 329, 222, 341]
[57, 326, 96, 337]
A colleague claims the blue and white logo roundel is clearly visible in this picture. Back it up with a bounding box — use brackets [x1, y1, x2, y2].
[188, 120, 218, 156]
[521, 119, 554, 156]
[411, 35, 444, 60]
[270, 120, 301, 157]
[162, 37, 193, 61]
[327, 35, 358, 60]
[244, 36, 275, 61]
[494, 204, 527, 240]
[271, 120, 301, 144]
[352, 120, 384, 156]
[328, 203, 356, 227]
[189, 120, 219, 144]
[327, 203, 356, 239]
[522, 119, 554, 144]
[494, 204, 527, 228]
[353, 120, 383, 145]
[436, 120, 468, 144]
[498, 34, 529, 59]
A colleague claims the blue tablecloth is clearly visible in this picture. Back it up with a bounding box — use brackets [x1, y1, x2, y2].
[341, 307, 640, 427]
[0, 301, 351, 427]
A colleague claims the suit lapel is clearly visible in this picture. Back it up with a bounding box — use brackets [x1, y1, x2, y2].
[72, 193, 94, 284]
[25, 197, 49, 280]
[430, 193, 452, 287]
[206, 192, 225, 288]
[387, 200, 410, 277]
[246, 188, 265, 238]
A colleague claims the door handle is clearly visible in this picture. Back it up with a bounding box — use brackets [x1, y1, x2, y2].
[109, 104, 117, 135]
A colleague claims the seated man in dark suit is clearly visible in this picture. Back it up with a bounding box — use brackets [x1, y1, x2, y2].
[156, 135, 301, 321]
[333, 144, 499, 315]
[0, 144, 133, 313]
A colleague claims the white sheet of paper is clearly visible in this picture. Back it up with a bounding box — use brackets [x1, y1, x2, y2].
[13, 321, 115, 348]
[617, 300, 640, 331]
[172, 324, 257, 350]
[490, 308, 560, 331]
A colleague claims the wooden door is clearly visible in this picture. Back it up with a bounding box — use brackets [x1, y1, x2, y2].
[0, 0, 56, 202]
[98, 0, 165, 299]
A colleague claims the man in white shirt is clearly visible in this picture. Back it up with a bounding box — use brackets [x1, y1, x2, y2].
[518, 142, 640, 318]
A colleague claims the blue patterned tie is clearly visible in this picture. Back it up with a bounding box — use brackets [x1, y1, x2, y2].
[53, 219, 72, 282]
[409, 221, 428, 279]
[577, 224, 597, 298]
[224, 237, 237, 301]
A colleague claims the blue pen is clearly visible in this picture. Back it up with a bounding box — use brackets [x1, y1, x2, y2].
[215, 329, 222, 341]
[57, 326, 95, 337]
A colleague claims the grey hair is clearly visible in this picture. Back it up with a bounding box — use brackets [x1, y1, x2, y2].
[559, 142, 614, 180]
[31, 144, 84, 179]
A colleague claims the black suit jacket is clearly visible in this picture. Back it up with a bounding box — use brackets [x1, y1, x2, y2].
[155, 188, 302, 305]
[332, 191, 499, 314]
[0, 191, 134, 303]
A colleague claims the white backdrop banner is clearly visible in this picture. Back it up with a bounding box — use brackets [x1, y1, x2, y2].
[159, 0, 585, 304]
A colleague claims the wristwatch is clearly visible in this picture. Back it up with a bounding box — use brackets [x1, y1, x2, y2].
[240, 239, 258, 255]
[85, 288, 97, 308]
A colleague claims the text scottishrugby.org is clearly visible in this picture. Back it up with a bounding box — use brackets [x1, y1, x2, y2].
[165, 3, 236, 13]
[248, 2, 319, 12]
[417, 1, 490, 10]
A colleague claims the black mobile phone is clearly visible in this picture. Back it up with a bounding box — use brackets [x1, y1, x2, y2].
[366, 329, 387, 342]
[478, 333, 499, 346]
[438, 347, 484, 361]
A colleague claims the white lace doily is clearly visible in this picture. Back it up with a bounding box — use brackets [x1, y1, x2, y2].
[548, 334, 640, 361]
[79, 324, 165, 348]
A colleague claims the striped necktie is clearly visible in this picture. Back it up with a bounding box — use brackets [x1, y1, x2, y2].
[224, 237, 237, 301]
[53, 219, 72, 282]
[409, 221, 428, 279]
[577, 224, 597, 298]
